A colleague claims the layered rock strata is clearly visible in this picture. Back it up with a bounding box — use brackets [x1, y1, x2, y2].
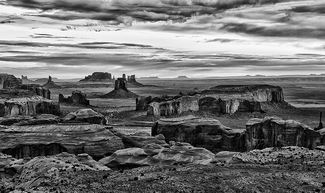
[246, 116, 325, 151]
[138, 84, 285, 117]
[152, 116, 246, 153]
[1, 96, 60, 117]
[0, 124, 124, 159]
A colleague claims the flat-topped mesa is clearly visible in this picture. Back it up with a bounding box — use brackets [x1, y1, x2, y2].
[2, 96, 60, 117]
[0, 73, 22, 89]
[137, 84, 287, 117]
[80, 72, 112, 82]
[59, 90, 89, 106]
[202, 84, 284, 102]
[101, 78, 138, 98]
[42, 76, 61, 89]
[245, 116, 325, 151]
[152, 116, 246, 153]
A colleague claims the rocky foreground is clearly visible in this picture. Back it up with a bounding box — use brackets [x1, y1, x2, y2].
[2, 146, 325, 192]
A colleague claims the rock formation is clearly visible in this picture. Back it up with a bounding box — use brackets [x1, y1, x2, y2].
[0, 114, 60, 126]
[107, 127, 169, 148]
[80, 72, 112, 82]
[62, 108, 105, 124]
[99, 142, 215, 169]
[0, 124, 124, 159]
[230, 146, 325, 165]
[0, 153, 16, 172]
[152, 116, 246, 153]
[246, 116, 325, 151]
[19, 84, 51, 99]
[1, 96, 60, 117]
[138, 84, 288, 117]
[0, 73, 22, 89]
[101, 78, 138, 98]
[42, 76, 61, 89]
[4, 152, 109, 190]
[59, 90, 90, 106]
[21, 75, 35, 84]
[127, 74, 144, 87]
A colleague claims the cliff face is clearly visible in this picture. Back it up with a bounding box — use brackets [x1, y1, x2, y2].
[3, 96, 60, 117]
[152, 116, 246, 153]
[141, 85, 285, 117]
[246, 117, 325, 151]
[0, 124, 124, 159]
[198, 97, 263, 114]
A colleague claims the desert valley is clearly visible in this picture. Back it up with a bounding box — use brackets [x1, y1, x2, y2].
[0, 72, 325, 192]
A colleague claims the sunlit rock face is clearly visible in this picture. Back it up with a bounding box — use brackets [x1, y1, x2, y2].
[2, 96, 60, 117]
[245, 117, 325, 151]
[152, 116, 246, 153]
[0, 124, 125, 159]
[141, 84, 285, 117]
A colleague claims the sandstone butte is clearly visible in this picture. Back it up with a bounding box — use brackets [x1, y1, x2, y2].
[136, 84, 289, 117]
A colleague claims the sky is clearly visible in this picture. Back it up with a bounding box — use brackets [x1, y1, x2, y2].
[0, 0, 325, 79]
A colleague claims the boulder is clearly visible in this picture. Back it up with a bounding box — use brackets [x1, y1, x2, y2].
[152, 116, 246, 153]
[0, 114, 60, 126]
[8, 152, 109, 190]
[0, 124, 124, 159]
[59, 90, 90, 105]
[3, 96, 60, 117]
[101, 78, 138, 98]
[245, 116, 325, 151]
[107, 127, 169, 148]
[99, 142, 215, 169]
[80, 72, 112, 82]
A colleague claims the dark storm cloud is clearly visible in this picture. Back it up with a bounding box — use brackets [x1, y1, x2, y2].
[0, 40, 163, 50]
[292, 4, 325, 14]
[4, 0, 290, 24]
[220, 23, 325, 38]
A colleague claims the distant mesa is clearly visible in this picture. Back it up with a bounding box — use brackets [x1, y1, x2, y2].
[21, 75, 35, 85]
[79, 72, 113, 82]
[42, 76, 61, 89]
[139, 76, 159, 79]
[177, 76, 188, 79]
[101, 76, 138, 99]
